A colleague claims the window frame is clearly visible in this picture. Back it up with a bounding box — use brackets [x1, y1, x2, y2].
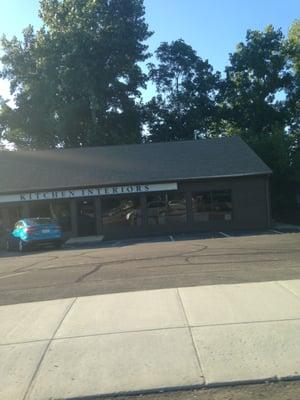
[146, 191, 188, 225]
[101, 195, 142, 228]
[191, 189, 233, 223]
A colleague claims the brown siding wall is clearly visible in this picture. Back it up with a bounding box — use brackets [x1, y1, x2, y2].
[102, 175, 270, 239]
[179, 175, 270, 231]
[0, 175, 271, 240]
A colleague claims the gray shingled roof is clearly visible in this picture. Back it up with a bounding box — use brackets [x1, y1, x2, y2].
[0, 136, 271, 194]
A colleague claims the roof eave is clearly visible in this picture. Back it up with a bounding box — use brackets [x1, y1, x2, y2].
[0, 171, 272, 196]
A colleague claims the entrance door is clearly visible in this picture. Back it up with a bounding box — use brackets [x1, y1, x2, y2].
[77, 199, 97, 236]
[7, 207, 21, 228]
[30, 203, 51, 218]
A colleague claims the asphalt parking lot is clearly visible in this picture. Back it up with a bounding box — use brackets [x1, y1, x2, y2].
[0, 229, 300, 306]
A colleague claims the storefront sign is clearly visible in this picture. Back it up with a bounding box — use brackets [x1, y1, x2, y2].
[0, 182, 178, 204]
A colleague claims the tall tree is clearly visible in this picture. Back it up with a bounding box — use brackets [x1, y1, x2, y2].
[287, 20, 300, 211]
[221, 26, 297, 214]
[221, 26, 294, 142]
[145, 39, 220, 142]
[0, 0, 152, 149]
[288, 20, 300, 76]
[287, 20, 300, 134]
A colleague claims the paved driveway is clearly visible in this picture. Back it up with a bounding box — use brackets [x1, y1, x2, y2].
[0, 231, 300, 305]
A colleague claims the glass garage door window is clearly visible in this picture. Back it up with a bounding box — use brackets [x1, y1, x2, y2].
[102, 196, 142, 227]
[211, 190, 233, 221]
[192, 190, 232, 222]
[146, 192, 187, 224]
[51, 201, 72, 232]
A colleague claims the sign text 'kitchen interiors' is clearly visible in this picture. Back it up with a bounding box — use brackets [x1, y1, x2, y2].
[0, 182, 178, 204]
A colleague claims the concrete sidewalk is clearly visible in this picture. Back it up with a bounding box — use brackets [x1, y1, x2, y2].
[1, 280, 300, 400]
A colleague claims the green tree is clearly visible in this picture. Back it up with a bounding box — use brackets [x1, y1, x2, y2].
[221, 25, 298, 216]
[288, 20, 300, 75]
[221, 26, 293, 141]
[145, 39, 221, 142]
[0, 0, 152, 149]
[287, 20, 300, 216]
[287, 20, 300, 134]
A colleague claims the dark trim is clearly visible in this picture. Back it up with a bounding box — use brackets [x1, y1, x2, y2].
[95, 197, 102, 235]
[0, 175, 271, 239]
[70, 199, 78, 237]
[0, 173, 272, 196]
[266, 178, 271, 227]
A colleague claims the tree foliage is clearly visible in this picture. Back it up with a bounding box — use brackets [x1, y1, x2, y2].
[287, 20, 300, 134]
[145, 39, 220, 142]
[0, 0, 151, 149]
[0, 5, 300, 218]
[143, 26, 300, 216]
[288, 20, 300, 76]
[220, 26, 293, 139]
[287, 20, 300, 207]
[219, 26, 299, 213]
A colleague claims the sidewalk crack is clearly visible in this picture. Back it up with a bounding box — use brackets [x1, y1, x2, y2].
[176, 288, 206, 385]
[277, 281, 300, 303]
[22, 297, 78, 400]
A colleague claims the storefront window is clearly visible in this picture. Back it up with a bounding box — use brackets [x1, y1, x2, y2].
[211, 190, 233, 220]
[102, 196, 141, 227]
[166, 192, 187, 223]
[192, 192, 211, 221]
[0, 208, 9, 230]
[50, 201, 72, 232]
[147, 192, 187, 225]
[30, 203, 51, 218]
[192, 190, 232, 222]
[146, 194, 166, 225]
[7, 207, 21, 228]
[0, 206, 24, 229]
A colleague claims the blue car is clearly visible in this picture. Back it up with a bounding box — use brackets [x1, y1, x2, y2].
[6, 218, 63, 252]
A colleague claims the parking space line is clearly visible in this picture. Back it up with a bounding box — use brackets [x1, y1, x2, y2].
[110, 241, 122, 247]
[219, 231, 231, 237]
[269, 229, 283, 235]
[0, 271, 28, 280]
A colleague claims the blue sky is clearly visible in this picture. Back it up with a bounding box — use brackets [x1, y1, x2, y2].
[0, 0, 299, 102]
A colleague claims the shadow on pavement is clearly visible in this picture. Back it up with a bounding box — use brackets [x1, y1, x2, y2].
[0, 227, 298, 258]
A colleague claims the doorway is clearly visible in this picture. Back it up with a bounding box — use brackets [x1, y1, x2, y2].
[7, 207, 21, 228]
[29, 203, 51, 218]
[77, 199, 97, 236]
